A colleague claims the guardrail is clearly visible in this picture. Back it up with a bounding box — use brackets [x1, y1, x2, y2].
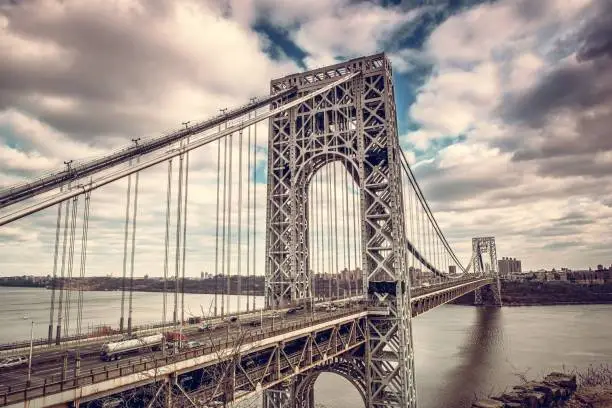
[0, 295, 366, 354]
[0, 279, 484, 355]
[0, 307, 365, 406]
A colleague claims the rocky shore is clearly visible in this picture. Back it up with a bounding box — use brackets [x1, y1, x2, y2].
[472, 372, 577, 407]
[473, 368, 612, 408]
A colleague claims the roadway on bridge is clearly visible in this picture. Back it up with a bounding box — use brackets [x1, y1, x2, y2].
[0, 278, 485, 400]
[0, 305, 345, 395]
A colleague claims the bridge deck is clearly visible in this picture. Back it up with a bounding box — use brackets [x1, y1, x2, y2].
[0, 277, 491, 408]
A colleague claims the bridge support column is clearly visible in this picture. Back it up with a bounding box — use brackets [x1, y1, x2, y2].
[263, 385, 293, 408]
[472, 237, 502, 307]
[474, 287, 483, 305]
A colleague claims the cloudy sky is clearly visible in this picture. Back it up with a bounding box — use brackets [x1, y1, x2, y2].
[1, 0, 611, 278]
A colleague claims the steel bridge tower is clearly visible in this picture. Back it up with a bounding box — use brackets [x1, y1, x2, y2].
[472, 236, 502, 306]
[264, 54, 416, 407]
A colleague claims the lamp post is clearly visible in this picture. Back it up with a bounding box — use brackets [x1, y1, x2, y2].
[27, 320, 34, 386]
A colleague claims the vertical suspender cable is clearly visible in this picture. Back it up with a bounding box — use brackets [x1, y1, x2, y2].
[313, 172, 319, 300]
[48, 187, 63, 344]
[319, 171, 325, 300]
[56, 180, 71, 344]
[63, 194, 78, 337]
[226, 132, 234, 315]
[181, 137, 190, 325]
[214, 130, 222, 317]
[127, 157, 140, 335]
[174, 143, 184, 328]
[415, 196, 421, 282]
[76, 190, 91, 339]
[237, 129, 244, 313]
[326, 164, 332, 299]
[220, 130, 228, 316]
[351, 171, 358, 295]
[332, 107, 340, 299]
[120, 165, 132, 332]
[409, 189, 415, 285]
[252, 118, 257, 312]
[163, 159, 172, 350]
[310, 173, 315, 300]
[343, 161, 351, 298]
[246, 116, 251, 312]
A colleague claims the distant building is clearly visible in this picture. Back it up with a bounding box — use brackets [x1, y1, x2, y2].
[498, 257, 522, 277]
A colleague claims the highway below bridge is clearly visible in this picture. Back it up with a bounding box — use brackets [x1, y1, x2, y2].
[0, 277, 491, 408]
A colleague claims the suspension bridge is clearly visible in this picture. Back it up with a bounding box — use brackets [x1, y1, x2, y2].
[0, 53, 502, 408]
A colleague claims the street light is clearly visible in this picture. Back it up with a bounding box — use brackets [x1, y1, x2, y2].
[182, 121, 191, 130]
[26, 320, 34, 386]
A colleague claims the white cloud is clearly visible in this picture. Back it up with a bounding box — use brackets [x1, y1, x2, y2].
[1, 0, 610, 284]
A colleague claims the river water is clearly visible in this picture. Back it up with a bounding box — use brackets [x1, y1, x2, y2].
[1, 287, 611, 407]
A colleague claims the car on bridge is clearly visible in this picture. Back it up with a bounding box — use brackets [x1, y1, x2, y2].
[184, 341, 203, 349]
[0, 355, 28, 369]
[198, 322, 212, 332]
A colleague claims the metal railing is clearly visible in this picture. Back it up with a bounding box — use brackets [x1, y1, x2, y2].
[0, 307, 365, 406]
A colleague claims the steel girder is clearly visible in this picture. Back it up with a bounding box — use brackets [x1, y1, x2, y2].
[175, 316, 368, 407]
[472, 237, 502, 306]
[292, 357, 368, 408]
[265, 53, 416, 408]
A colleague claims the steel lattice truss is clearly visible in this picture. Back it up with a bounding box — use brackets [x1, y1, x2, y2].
[472, 237, 502, 306]
[265, 54, 417, 408]
[174, 315, 368, 408]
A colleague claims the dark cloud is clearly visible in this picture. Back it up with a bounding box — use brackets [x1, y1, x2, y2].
[555, 211, 594, 227]
[532, 154, 612, 179]
[542, 241, 583, 251]
[499, 0, 612, 170]
[0, 2, 274, 141]
[512, 0, 548, 23]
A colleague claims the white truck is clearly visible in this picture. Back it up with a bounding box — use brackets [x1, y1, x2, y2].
[100, 334, 163, 361]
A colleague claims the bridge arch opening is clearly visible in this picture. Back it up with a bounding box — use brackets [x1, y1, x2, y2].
[312, 372, 366, 408]
[306, 159, 363, 300]
[294, 360, 367, 408]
